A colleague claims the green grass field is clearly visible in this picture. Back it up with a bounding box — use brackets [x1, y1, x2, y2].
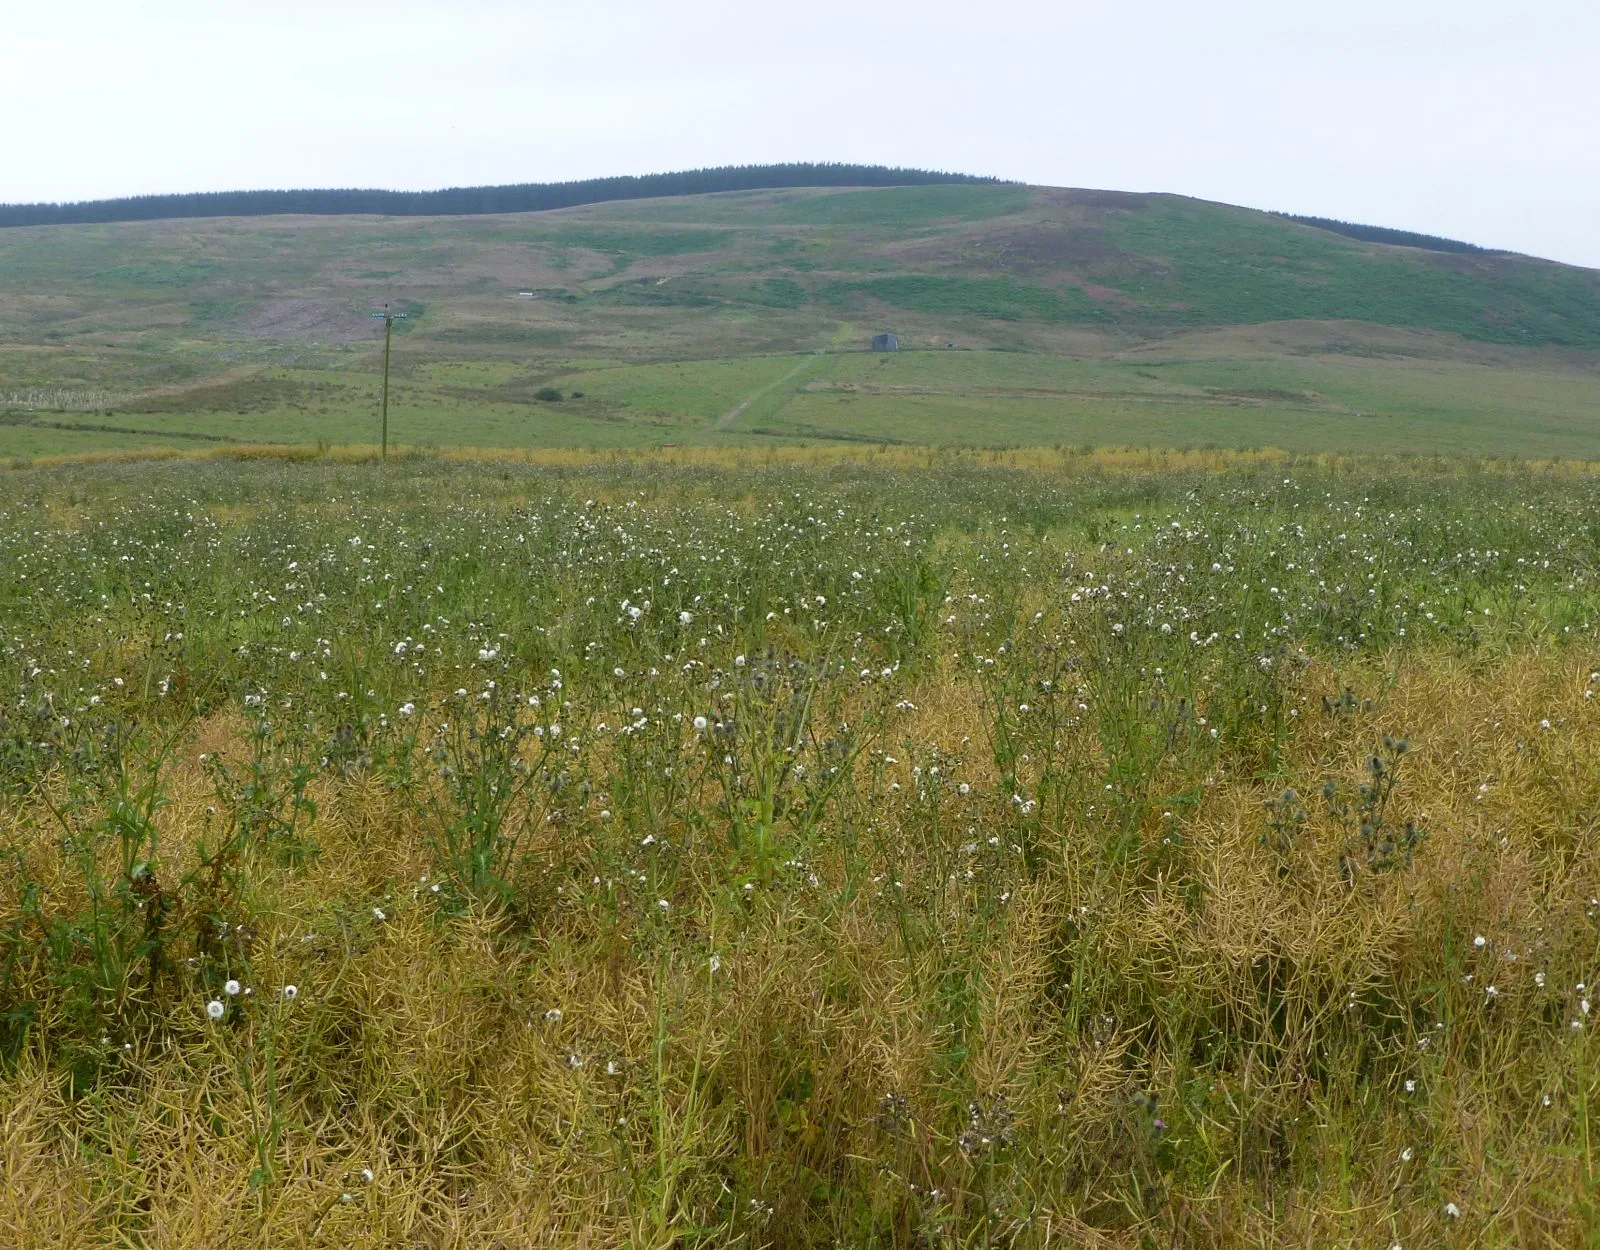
[2, 183, 1598, 460]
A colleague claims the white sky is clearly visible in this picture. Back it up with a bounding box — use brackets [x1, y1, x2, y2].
[4, 1, 1597, 267]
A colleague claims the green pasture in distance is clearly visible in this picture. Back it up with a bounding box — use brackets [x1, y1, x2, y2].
[0, 422, 165, 459]
[761, 387, 1598, 460]
[817, 351, 1161, 393]
[8, 343, 1598, 460]
[0, 396, 686, 455]
[549, 355, 830, 424]
[558, 348, 1600, 457]
[767, 391, 1496, 456]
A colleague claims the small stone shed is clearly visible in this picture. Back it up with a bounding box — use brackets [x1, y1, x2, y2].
[871, 332, 899, 351]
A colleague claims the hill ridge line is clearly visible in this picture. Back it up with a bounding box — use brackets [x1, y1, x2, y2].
[0, 163, 1005, 229]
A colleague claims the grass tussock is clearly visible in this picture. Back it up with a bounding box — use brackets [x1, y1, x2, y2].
[1, 453, 1599, 1246]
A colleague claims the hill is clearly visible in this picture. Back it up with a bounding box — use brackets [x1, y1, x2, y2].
[2, 181, 1598, 460]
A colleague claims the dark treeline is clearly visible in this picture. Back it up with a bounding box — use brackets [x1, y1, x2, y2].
[1274, 212, 1498, 256]
[0, 163, 1005, 228]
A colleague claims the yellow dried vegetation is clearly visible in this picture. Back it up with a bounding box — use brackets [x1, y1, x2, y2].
[3, 649, 1595, 1248]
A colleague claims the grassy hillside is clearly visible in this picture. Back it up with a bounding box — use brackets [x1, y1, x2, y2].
[2, 183, 1598, 459]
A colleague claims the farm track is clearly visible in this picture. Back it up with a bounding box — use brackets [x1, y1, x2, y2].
[714, 353, 830, 428]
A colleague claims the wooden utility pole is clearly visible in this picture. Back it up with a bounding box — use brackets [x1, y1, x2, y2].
[370, 304, 407, 459]
[380, 308, 393, 459]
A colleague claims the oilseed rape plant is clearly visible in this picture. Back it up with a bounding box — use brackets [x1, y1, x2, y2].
[1, 448, 1598, 1247]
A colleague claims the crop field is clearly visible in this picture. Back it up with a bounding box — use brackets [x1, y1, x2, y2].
[3, 447, 1599, 1247]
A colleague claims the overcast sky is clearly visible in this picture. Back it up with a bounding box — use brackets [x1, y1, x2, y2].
[4, 1, 1596, 266]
